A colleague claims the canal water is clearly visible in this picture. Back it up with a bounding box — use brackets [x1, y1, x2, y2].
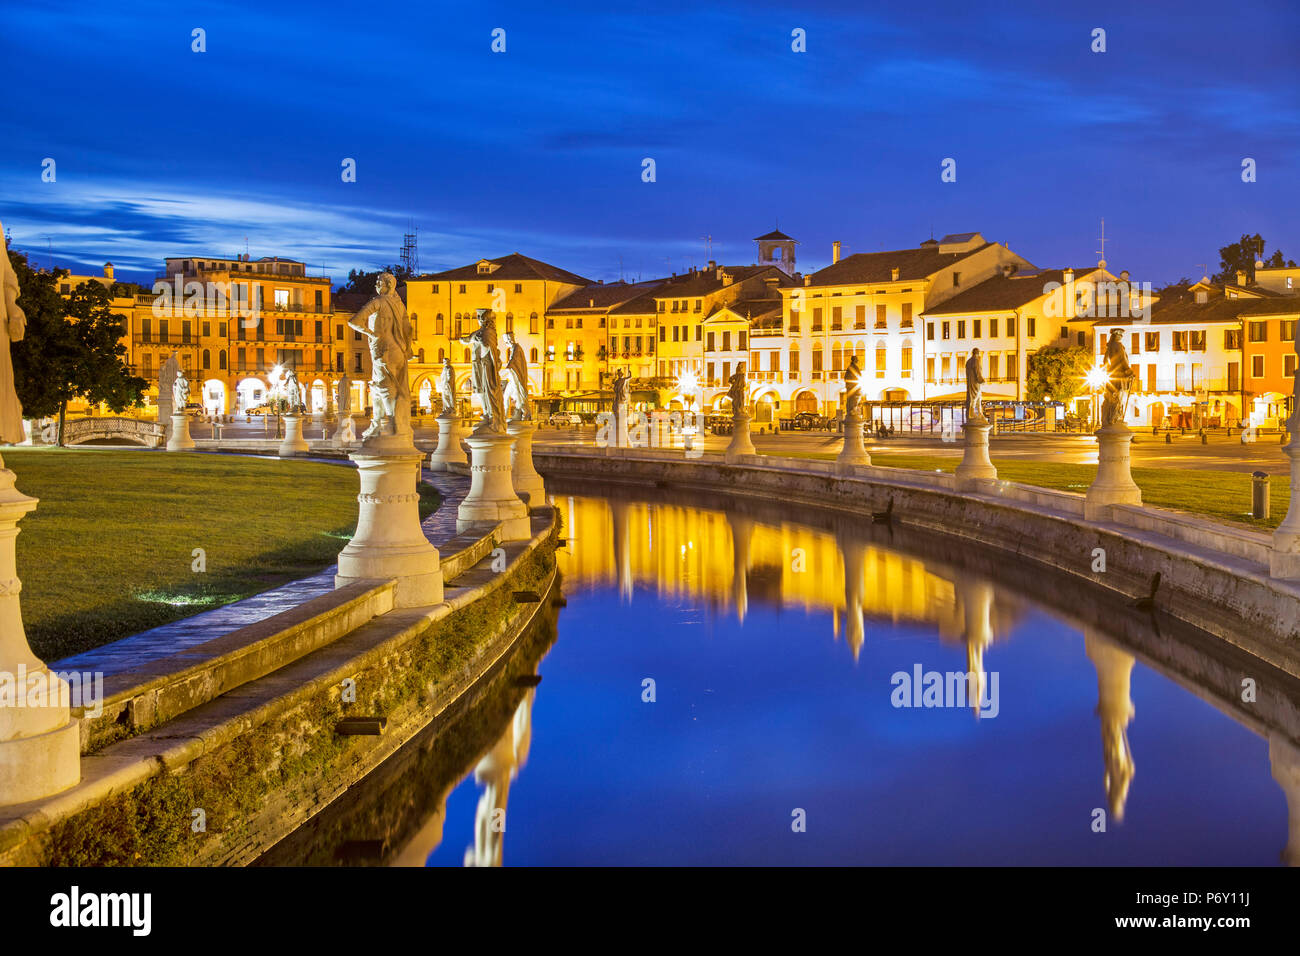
[264, 484, 1300, 866]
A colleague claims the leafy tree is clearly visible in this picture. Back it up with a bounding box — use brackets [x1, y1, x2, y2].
[1213, 234, 1296, 284]
[1026, 345, 1093, 403]
[336, 263, 412, 295]
[7, 249, 147, 444]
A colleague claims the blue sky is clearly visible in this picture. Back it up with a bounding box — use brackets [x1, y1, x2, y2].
[1, 0, 1297, 287]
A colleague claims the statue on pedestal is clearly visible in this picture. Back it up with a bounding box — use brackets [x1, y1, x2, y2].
[1100, 330, 1134, 427]
[172, 372, 190, 410]
[347, 272, 413, 442]
[459, 309, 505, 434]
[844, 355, 862, 418]
[0, 225, 26, 444]
[612, 367, 631, 408]
[283, 367, 305, 413]
[965, 347, 986, 422]
[727, 362, 748, 415]
[502, 331, 531, 421]
[437, 357, 456, 417]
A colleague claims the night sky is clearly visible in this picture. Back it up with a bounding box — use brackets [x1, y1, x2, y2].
[2, 0, 1297, 288]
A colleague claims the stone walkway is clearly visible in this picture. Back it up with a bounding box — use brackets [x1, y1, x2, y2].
[53, 466, 471, 676]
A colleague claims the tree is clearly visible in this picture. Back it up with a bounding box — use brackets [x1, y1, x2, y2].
[336, 263, 412, 295]
[8, 249, 148, 444]
[1026, 345, 1093, 403]
[1213, 234, 1296, 284]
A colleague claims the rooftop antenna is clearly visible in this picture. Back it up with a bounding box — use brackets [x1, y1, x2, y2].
[1096, 217, 1108, 269]
[1196, 263, 1208, 279]
[399, 223, 419, 276]
[700, 234, 713, 261]
[244, 236, 249, 260]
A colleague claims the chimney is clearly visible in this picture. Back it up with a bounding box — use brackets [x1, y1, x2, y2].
[890, 267, 900, 281]
[708, 259, 716, 270]
[832, 241, 841, 264]
[1063, 267, 1075, 285]
[804, 275, 812, 286]
[1237, 269, 1247, 287]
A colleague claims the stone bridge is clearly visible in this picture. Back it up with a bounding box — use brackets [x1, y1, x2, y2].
[60, 416, 164, 447]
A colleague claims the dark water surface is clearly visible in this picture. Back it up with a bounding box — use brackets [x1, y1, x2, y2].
[269, 485, 1300, 866]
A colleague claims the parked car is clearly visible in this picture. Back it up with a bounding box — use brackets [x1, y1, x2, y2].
[183, 402, 203, 413]
[548, 412, 580, 427]
[782, 411, 828, 430]
[247, 404, 275, 415]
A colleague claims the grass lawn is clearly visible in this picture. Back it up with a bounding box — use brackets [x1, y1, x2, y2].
[3, 449, 440, 661]
[781, 450, 1286, 531]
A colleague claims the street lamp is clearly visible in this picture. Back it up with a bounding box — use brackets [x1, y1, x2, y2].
[1085, 364, 1108, 428]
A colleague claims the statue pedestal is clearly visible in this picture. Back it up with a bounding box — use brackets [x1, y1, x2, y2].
[1270, 435, 1300, 577]
[836, 408, 871, 471]
[166, 412, 195, 452]
[507, 420, 545, 506]
[1085, 423, 1142, 520]
[459, 433, 530, 540]
[0, 463, 80, 805]
[278, 414, 310, 456]
[614, 405, 630, 448]
[335, 451, 442, 608]
[429, 415, 468, 471]
[725, 409, 757, 461]
[954, 419, 997, 490]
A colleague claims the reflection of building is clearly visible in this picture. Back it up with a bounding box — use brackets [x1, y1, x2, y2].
[1084, 630, 1136, 822]
[464, 690, 536, 868]
[1268, 736, 1300, 867]
[554, 494, 1022, 642]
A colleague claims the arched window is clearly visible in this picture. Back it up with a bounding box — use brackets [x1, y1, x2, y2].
[219, 350, 227, 370]
[418, 348, 425, 363]
[529, 312, 539, 334]
[410, 312, 418, 339]
[832, 343, 843, 371]
[436, 313, 444, 334]
[463, 348, 471, 363]
[530, 347, 538, 363]
[437, 348, 445, 362]
[202, 349, 211, 370]
[506, 312, 514, 334]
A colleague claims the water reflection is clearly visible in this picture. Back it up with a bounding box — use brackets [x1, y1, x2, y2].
[266, 486, 1300, 865]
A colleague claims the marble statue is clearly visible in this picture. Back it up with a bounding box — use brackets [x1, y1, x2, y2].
[337, 373, 351, 415]
[727, 362, 748, 414]
[347, 272, 413, 441]
[437, 357, 456, 415]
[1100, 330, 1134, 427]
[612, 367, 631, 408]
[172, 372, 189, 409]
[965, 347, 986, 422]
[338, 415, 356, 444]
[283, 367, 305, 413]
[502, 331, 531, 421]
[843, 355, 862, 418]
[0, 224, 26, 444]
[158, 351, 180, 425]
[459, 309, 505, 433]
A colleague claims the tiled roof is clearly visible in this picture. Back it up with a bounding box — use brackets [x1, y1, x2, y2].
[939, 232, 980, 244]
[924, 268, 1101, 315]
[808, 243, 994, 286]
[711, 297, 783, 321]
[332, 291, 372, 312]
[638, 264, 787, 301]
[416, 252, 591, 286]
[1123, 288, 1300, 326]
[548, 279, 668, 313]
[753, 230, 796, 242]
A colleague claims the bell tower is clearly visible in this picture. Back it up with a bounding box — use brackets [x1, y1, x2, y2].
[753, 229, 797, 275]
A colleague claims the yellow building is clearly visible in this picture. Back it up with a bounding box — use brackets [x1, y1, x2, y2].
[405, 254, 590, 416]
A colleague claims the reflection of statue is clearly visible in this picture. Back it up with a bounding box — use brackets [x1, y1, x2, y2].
[965, 348, 985, 422]
[1100, 330, 1134, 427]
[437, 357, 456, 416]
[843, 355, 862, 418]
[502, 332, 531, 421]
[727, 362, 748, 414]
[283, 368, 304, 413]
[172, 373, 189, 409]
[347, 272, 413, 441]
[0, 225, 26, 444]
[459, 309, 505, 433]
